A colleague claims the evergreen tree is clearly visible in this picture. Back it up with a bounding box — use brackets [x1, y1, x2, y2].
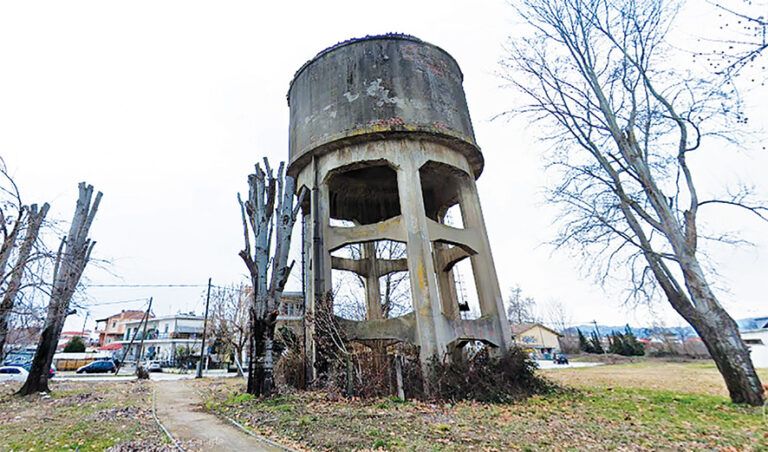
[589, 331, 604, 354]
[63, 336, 86, 353]
[577, 329, 594, 353]
[608, 331, 625, 354]
[624, 325, 645, 356]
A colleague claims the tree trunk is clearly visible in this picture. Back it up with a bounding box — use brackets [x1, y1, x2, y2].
[18, 183, 100, 396]
[247, 315, 267, 395]
[18, 275, 70, 394]
[672, 291, 764, 405]
[239, 160, 305, 396]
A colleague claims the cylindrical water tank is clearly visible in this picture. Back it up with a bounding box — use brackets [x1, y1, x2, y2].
[287, 34, 483, 177]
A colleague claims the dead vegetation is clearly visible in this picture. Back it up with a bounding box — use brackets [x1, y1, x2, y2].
[196, 362, 767, 451]
[0, 380, 169, 451]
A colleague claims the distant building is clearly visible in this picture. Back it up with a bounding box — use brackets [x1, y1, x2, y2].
[739, 317, 768, 368]
[95, 310, 150, 346]
[240, 288, 305, 334]
[115, 313, 204, 364]
[277, 291, 304, 335]
[510, 323, 562, 359]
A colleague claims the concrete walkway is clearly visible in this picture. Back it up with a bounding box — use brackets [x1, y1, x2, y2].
[154, 380, 285, 451]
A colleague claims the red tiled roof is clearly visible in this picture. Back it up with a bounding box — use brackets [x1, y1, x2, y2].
[98, 343, 123, 350]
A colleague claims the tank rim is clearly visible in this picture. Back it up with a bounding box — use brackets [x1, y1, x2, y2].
[286, 33, 464, 106]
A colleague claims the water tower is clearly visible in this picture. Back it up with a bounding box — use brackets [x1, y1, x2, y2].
[288, 35, 511, 368]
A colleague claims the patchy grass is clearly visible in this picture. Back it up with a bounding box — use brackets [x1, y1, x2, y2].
[541, 360, 768, 397]
[195, 362, 768, 451]
[0, 380, 169, 451]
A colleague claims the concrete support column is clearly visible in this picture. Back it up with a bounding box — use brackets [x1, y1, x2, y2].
[363, 242, 383, 320]
[301, 210, 315, 382]
[434, 241, 460, 320]
[395, 155, 448, 362]
[458, 177, 512, 351]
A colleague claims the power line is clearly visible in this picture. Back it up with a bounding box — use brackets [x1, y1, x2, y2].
[85, 297, 151, 307]
[86, 284, 207, 288]
[85, 283, 244, 292]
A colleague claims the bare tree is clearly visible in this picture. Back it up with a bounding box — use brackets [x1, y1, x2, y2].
[19, 183, 101, 395]
[238, 158, 305, 396]
[503, 0, 764, 405]
[209, 283, 249, 375]
[543, 299, 573, 333]
[699, 0, 768, 80]
[0, 159, 52, 359]
[505, 285, 538, 324]
[0, 159, 25, 284]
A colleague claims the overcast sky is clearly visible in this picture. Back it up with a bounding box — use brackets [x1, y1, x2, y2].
[1, 1, 765, 334]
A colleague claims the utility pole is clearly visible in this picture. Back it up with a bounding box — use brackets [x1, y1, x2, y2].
[80, 311, 89, 340]
[136, 297, 153, 375]
[115, 298, 151, 375]
[196, 278, 212, 379]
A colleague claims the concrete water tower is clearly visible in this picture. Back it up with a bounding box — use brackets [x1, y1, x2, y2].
[289, 35, 511, 367]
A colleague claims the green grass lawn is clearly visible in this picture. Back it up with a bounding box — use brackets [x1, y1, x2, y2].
[196, 362, 768, 451]
[0, 380, 169, 452]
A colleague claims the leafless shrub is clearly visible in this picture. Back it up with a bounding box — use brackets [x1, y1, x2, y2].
[428, 346, 556, 403]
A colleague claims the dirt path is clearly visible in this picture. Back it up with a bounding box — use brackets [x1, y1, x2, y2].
[154, 380, 285, 451]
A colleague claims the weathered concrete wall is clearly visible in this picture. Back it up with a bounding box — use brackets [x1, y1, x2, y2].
[287, 35, 483, 178]
[292, 36, 512, 381]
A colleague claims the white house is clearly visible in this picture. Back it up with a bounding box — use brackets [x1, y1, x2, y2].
[510, 323, 563, 359]
[115, 313, 204, 364]
[740, 317, 768, 369]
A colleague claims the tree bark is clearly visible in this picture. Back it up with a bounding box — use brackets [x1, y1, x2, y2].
[239, 160, 305, 396]
[667, 264, 764, 405]
[18, 183, 100, 396]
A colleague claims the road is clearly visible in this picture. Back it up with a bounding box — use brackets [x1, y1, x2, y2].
[534, 360, 603, 370]
[53, 370, 241, 382]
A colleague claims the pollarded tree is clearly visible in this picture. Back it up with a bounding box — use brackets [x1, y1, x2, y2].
[238, 159, 305, 396]
[503, 0, 764, 405]
[0, 159, 50, 359]
[19, 183, 101, 395]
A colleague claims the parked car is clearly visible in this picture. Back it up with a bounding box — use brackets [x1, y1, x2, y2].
[3, 361, 56, 378]
[554, 354, 569, 365]
[76, 360, 116, 374]
[142, 361, 162, 372]
[0, 365, 29, 382]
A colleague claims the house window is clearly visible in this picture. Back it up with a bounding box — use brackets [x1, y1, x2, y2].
[745, 339, 765, 345]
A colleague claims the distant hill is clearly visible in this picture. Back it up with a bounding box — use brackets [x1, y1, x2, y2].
[563, 316, 767, 339]
[564, 324, 696, 339]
